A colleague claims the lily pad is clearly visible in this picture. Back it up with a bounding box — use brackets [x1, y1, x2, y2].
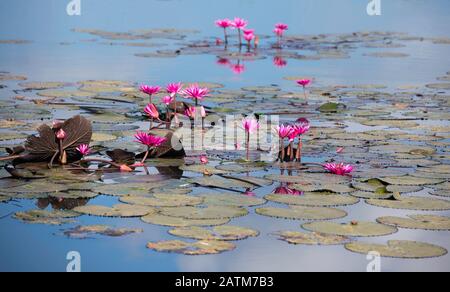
[377, 215, 450, 231]
[168, 225, 259, 241]
[180, 164, 232, 175]
[345, 240, 447, 259]
[190, 176, 255, 189]
[302, 221, 398, 237]
[19, 81, 68, 90]
[200, 193, 266, 207]
[0, 195, 10, 203]
[350, 190, 393, 199]
[256, 206, 347, 220]
[14, 209, 80, 225]
[364, 52, 409, 58]
[146, 240, 235, 255]
[265, 193, 359, 207]
[62, 225, 143, 238]
[379, 176, 445, 186]
[266, 173, 350, 185]
[141, 213, 230, 227]
[95, 183, 152, 196]
[119, 194, 203, 207]
[276, 231, 351, 245]
[159, 206, 248, 220]
[73, 204, 156, 217]
[366, 195, 450, 211]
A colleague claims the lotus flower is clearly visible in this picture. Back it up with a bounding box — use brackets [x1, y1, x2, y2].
[323, 163, 354, 176]
[231, 17, 248, 46]
[162, 96, 174, 106]
[140, 85, 161, 96]
[273, 56, 287, 67]
[166, 82, 183, 96]
[231, 63, 246, 74]
[182, 84, 209, 105]
[200, 155, 209, 165]
[134, 132, 167, 148]
[244, 32, 255, 42]
[231, 17, 248, 30]
[56, 129, 66, 140]
[275, 23, 289, 31]
[296, 79, 312, 87]
[76, 144, 91, 156]
[276, 124, 294, 139]
[144, 103, 159, 119]
[243, 29, 255, 35]
[52, 120, 63, 129]
[184, 106, 196, 119]
[242, 117, 259, 134]
[274, 28, 284, 37]
[215, 19, 232, 29]
[199, 106, 207, 118]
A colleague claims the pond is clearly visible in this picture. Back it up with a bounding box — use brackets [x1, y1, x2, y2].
[0, 0, 449, 272]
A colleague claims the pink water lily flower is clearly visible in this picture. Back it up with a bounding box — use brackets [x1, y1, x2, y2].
[323, 163, 354, 176]
[242, 117, 260, 134]
[184, 106, 196, 119]
[275, 23, 289, 31]
[243, 29, 255, 35]
[76, 144, 91, 156]
[215, 19, 232, 28]
[244, 33, 255, 42]
[144, 103, 159, 119]
[52, 120, 64, 129]
[182, 84, 209, 105]
[273, 187, 303, 196]
[166, 82, 183, 96]
[297, 79, 312, 87]
[274, 28, 285, 37]
[200, 155, 209, 165]
[56, 129, 66, 140]
[162, 96, 174, 106]
[231, 63, 246, 74]
[134, 132, 167, 148]
[293, 121, 310, 136]
[231, 17, 248, 29]
[199, 106, 207, 118]
[140, 85, 161, 96]
[276, 124, 294, 139]
[217, 58, 231, 66]
[273, 56, 287, 67]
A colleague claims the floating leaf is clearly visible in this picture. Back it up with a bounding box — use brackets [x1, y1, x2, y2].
[302, 221, 397, 237]
[0, 195, 10, 203]
[349, 190, 392, 199]
[379, 176, 445, 186]
[256, 206, 347, 220]
[159, 206, 248, 220]
[180, 165, 232, 175]
[169, 225, 259, 241]
[200, 193, 266, 207]
[276, 231, 351, 245]
[19, 81, 68, 90]
[62, 225, 143, 238]
[119, 194, 203, 207]
[265, 193, 359, 207]
[190, 176, 255, 189]
[366, 196, 450, 211]
[266, 173, 350, 185]
[73, 204, 156, 217]
[345, 240, 447, 259]
[14, 209, 80, 225]
[377, 215, 450, 231]
[146, 240, 235, 255]
[141, 213, 230, 227]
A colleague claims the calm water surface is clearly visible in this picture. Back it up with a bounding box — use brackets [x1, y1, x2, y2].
[0, 0, 449, 271]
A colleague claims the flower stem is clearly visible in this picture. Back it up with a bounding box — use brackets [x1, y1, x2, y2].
[141, 149, 150, 164]
[246, 132, 250, 161]
[296, 137, 303, 163]
[289, 141, 294, 161]
[224, 28, 228, 44]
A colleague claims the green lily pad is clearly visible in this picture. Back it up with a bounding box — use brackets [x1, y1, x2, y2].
[62, 225, 143, 238]
[216, 164, 266, 173]
[95, 183, 152, 196]
[265, 193, 359, 207]
[377, 215, 450, 231]
[190, 176, 255, 189]
[256, 206, 347, 220]
[426, 83, 450, 90]
[14, 209, 80, 225]
[146, 240, 235, 255]
[385, 185, 423, 193]
[276, 231, 351, 245]
[302, 221, 398, 237]
[49, 191, 99, 199]
[366, 195, 450, 211]
[379, 176, 445, 186]
[291, 184, 355, 193]
[0, 132, 27, 141]
[141, 213, 230, 227]
[119, 194, 203, 207]
[200, 193, 266, 207]
[318, 102, 346, 113]
[365, 52, 409, 58]
[266, 173, 350, 185]
[345, 240, 447, 259]
[19, 81, 68, 90]
[352, 179, 388, 193]
[180, 165, 232, 175]
[159, 206, 248, 220]
[91, 132, 117, 142]
[73, 204, 156, 217]
[169, 225, 259, 241]
[349, 190, 393, 199]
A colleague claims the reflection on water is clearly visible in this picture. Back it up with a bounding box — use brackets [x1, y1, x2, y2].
[0, 0, 449, 272]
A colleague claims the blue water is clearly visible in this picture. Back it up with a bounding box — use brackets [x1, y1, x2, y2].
[1, 0, 450, 272]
